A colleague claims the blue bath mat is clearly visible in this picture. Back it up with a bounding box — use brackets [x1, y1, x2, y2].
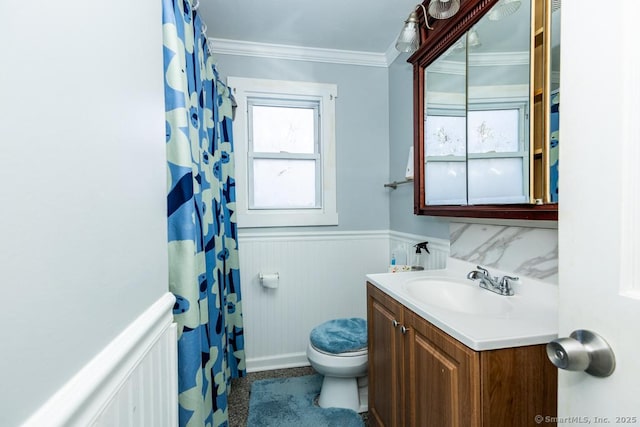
[247, 374, 364, 427]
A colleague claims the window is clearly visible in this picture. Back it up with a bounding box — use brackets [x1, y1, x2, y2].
[466, 105, 529, 205]
[425, 101, 529, 205]
[229, 77, 338, 228]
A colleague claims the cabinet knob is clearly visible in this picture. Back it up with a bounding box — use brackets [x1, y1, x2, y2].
[401, 325, 409, 335]
[392, 319, 399, 328]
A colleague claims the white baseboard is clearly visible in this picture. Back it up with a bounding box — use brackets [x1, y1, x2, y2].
[247, 352, 311, 373]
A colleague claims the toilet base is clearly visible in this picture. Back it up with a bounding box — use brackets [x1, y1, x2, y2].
[317, 375, 368, 413]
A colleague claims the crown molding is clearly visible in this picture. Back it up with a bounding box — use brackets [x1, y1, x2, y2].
[430, 59, 466, 75]
[208, 38, 529, 71]
[209, 38, 389, 68]
[422, 50, 529, 75]
[468, 50, 529, 66]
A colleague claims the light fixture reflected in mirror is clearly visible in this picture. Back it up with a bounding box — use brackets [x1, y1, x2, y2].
[467, 28, 481, 48]
[488, 0, 522, 21]
[449, 27, 481, 55]
[428, 0, 461, 20]
[395, 3, 431, 53]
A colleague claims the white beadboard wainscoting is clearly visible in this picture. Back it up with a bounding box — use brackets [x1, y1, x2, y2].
[238, 230, 449, 372]
[388, 230, 449, 270]
[22, 293, 178, 427]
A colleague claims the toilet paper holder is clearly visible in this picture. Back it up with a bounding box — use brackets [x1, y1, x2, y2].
[546, 329, 616, 377]
[259, 272, 279, 289]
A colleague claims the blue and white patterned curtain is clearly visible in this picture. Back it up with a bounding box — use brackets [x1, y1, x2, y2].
[163, 0, 245, 425]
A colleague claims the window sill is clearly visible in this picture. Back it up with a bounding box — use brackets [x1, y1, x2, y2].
[238, 212, 339, 228]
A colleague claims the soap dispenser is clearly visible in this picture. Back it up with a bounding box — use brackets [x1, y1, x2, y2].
[392, 245, 407, 266]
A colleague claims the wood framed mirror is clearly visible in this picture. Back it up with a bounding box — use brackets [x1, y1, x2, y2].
[410, 0, 558, 220]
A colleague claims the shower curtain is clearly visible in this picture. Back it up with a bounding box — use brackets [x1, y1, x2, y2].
[163, 0, 245, 425]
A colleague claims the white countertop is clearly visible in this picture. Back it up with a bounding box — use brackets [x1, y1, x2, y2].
[366, 258, 558, 351]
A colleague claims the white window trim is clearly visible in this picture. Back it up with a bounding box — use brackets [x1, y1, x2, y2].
[229, 77, 338, 228]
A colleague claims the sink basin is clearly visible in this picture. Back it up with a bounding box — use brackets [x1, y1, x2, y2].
[366, 257, 558, 350]
[402, 277, 515, 316]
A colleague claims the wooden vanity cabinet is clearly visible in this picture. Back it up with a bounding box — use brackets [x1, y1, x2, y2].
[403, 307, 481, 427]
[367, 283, 557, 427]
[368, 285, 404, 427]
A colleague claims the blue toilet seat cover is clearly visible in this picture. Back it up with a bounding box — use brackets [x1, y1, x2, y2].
[310, 317, 368, 354]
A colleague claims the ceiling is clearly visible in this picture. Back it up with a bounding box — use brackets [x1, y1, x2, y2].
[198, 0, 419, 54]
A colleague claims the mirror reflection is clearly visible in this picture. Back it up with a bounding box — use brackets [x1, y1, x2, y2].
[423, 0, 532, 206]
[424, 32, 467, 205]
[549, 2, 560, 202]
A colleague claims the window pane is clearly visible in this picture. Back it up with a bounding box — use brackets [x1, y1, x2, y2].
[468, 158, 527, 204]
[251, 105, 316, 154]
[425, 161, 467, 205]
[425, 115, 466, 156]
[467, 109, 519, 153]
[252, 159, 317, 208]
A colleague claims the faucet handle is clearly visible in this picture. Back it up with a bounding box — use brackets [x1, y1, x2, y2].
[499, 275, 519, 295]
[476, 265, 490, 276]
[500, 275, 519, 283]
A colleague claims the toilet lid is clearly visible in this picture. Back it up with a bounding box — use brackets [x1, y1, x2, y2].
[310, 317, 367, 355]
[310, 344, 368, 357]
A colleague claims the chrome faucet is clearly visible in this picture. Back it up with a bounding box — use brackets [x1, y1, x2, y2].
[467, 266, 518, 296]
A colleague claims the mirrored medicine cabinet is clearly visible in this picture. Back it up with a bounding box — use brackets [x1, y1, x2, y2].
[409, 0, 560, 220]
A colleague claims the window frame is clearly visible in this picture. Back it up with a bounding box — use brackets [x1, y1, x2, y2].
[229, 77, 338, 228]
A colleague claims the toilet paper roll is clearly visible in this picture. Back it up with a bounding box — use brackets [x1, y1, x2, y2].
[259, 273, 279, 289]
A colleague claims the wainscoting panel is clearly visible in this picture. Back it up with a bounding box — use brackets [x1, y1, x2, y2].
[388, 231, 449, 270]
[238, 230, 389, 371]
[238, 230, 449, 372]
[22, 293, 177, 427]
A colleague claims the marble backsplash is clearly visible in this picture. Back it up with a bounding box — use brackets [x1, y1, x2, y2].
[449, 223, 558, 284]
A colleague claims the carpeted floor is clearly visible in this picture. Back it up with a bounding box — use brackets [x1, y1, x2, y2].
[228, 366, 369, 427]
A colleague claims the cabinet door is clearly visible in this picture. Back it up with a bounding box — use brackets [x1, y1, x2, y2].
[367, 284, 404, 427]
[404, 309, 481, 427]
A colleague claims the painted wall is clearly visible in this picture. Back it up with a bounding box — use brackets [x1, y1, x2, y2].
[213, 53, 390, 232]
[212, 53, 393, 371]
[387, 53, 450, 239]
[0, 1, 168, 425]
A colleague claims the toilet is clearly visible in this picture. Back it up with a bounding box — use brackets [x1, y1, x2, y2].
[306, 317, 368, 413]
